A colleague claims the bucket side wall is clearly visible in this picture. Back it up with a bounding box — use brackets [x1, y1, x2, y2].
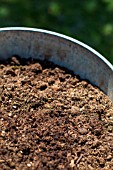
[0, 29, 112, 101]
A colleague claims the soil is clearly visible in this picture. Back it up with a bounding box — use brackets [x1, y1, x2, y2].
[0, 56, 113, 170]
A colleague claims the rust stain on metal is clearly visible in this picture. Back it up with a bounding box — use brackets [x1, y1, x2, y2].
[99, 79, 105, 88]
[44, 49, 52, 60]
[57, 49, 66, 61]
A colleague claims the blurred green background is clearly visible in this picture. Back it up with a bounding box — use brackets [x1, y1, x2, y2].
[0, 0, 113, 64]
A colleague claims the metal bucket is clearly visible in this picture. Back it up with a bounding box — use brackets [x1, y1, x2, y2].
[0, 27, 113, 102]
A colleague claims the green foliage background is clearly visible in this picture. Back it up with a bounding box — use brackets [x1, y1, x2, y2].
[0, 0, 113, 64]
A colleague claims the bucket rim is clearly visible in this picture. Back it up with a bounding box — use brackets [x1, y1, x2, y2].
[0, 26, 113, 72]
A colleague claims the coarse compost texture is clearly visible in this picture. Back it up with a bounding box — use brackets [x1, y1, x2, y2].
[0, 56, 113, 170]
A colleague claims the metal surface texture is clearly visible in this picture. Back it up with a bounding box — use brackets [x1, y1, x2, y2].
[0, 27, 113, 101]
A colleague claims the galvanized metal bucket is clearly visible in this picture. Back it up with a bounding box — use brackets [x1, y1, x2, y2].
[0, 27, 113, 102]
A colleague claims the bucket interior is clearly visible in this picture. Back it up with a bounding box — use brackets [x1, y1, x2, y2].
[0, 27, 113, 101]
